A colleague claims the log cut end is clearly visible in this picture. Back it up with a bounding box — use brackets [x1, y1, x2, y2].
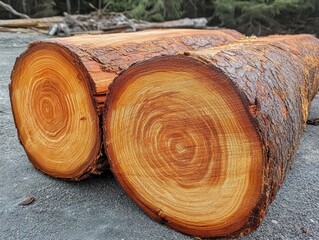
[10, 43, 101, 180]
[104, 56, 263, 238]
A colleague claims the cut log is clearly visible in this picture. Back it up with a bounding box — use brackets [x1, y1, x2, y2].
[103, 35, 319, 238]
[9, 29, 243, 180]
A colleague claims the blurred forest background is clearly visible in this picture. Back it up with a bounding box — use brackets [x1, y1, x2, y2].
[0, 0, 318, 36]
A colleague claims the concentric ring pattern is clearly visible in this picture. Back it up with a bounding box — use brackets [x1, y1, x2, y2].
[106, 57, 263, 237]
[10, 44, 99, 179]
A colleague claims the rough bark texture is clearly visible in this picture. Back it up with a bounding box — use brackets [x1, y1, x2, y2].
[10, 29, 243, 180]
[187, 34, 319, 209]
[42, 28, 243, 113]
[104, 34, 319, 238]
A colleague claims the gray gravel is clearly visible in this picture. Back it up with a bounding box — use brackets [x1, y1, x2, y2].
[0, 33, 318, 240]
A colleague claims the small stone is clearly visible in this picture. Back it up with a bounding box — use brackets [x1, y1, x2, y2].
[19, 196, 35, 206]
[271, 220, 278, 224]
[310, 219, 315, 223]
[301, 227, 309, 234]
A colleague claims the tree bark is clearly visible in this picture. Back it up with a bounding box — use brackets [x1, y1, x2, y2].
[66, 0, 71, 14]
[104, 34, 319, 238]
[10, 29, 243, 180]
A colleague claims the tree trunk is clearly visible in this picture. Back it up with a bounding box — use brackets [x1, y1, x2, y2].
[66, 0, 71, 14]
[103, 35, 319, 238]
[9, 29, 243, 180]
[21, 0, 27, 15]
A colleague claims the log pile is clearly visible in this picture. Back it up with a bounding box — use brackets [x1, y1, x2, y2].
[63, 13, 208, 34]
[9, 29, 319, 238]
[10, 29, 243, 180]
[0, 11, 208, 36]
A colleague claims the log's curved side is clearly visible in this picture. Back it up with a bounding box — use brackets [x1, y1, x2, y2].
[44, 29, 244, 113]
[10, 29, 244, 180]
[188, 35, 319, 204]
[103, 35, 319, 238]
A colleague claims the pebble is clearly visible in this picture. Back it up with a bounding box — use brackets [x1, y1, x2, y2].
[301, 227, 309, 234]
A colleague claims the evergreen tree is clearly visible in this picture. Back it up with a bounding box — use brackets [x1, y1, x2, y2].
[211, 0, 318, 35]
[103, 0, 183, 21]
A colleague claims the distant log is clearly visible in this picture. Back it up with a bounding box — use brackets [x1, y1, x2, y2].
[10, 29, 243, 180]
[0, 16, 64, 29]
[131, 17, 208, 30]
[0, 26, 47, 34]
[103, 35, 319, 238]
[63, 13, 209, 36]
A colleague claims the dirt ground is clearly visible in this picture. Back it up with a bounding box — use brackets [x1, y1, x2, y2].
[0, 33, 318, 240]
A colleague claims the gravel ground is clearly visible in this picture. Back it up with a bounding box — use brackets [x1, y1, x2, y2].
[0, 33, 318, 240]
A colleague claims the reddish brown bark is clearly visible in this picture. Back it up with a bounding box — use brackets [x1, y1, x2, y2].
[43, 28, 243, 113]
